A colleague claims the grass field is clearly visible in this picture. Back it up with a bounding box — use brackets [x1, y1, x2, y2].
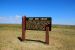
[0, 24, 75, 50]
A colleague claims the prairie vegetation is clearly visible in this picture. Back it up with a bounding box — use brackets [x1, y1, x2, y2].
[0, 24, 75, 50]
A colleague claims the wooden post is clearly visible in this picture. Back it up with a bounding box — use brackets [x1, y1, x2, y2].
[45, 27, 49, 44]
[22, 16, 26, 41]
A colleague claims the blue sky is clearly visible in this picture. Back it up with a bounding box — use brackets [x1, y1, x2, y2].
[0, 0, 75, 25]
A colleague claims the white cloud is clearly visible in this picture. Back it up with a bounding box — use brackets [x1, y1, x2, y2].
[0, 15, 22, 24]
[15, 15, 21, 20]
[15, 15, 22, 24]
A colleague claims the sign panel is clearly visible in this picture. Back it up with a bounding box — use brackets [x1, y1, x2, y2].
[26, 17, 51, 31]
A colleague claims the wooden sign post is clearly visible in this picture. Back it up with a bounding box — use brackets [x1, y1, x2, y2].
[21, 16, 52, 45]
[45, 27, 49, 44]
[22, 16, 26, 41]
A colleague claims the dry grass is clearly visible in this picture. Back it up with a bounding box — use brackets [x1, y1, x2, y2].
[0, 24, 75, 50]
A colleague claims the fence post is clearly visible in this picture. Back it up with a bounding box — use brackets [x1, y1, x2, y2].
[22, 16, 26, 41]
[45, 27, 49, 44]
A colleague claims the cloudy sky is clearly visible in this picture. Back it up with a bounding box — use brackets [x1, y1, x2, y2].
[0, 0, 75, 25]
